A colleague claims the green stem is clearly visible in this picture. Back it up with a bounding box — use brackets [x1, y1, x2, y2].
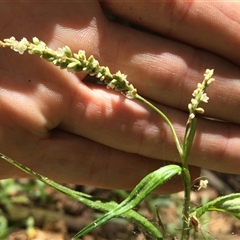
[136, 94, 183, 158]
[180, 119, 197, 239]
[181, 167, 191, 240]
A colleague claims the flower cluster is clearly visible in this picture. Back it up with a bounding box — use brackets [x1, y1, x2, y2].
[188, 69, 215, 120]
[0, 37, 137, 99]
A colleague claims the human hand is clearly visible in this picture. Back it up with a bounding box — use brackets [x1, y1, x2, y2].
[0, 1, 239, 193]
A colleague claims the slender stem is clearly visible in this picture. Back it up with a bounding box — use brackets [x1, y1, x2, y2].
[181, 167, 191, 240]
[180, 120, 196, 240]
[136, 94, 183, 158]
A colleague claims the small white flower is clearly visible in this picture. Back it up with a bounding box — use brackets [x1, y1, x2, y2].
[67, 61, 79, 69]
[63, 46, 72, 57]
[207, 77, 215, 85]
[32, 37, 40, 45]
[56, 48, 65, 57]
[191, 98, 198, 106]
[96, 72, 103, 79]
[99, 66, 111, 80]
[107, 82, 115, 89]
[125, 88, 137, 99]
[195, 107, 204, 114]
[88, 56, 99, 68]
[36, 41, 46, 52]
[204, 69, 214, 80]
[115, 71, 127, 81]
[78, 50, 85, 56]
[200, 93, 209, 103]
[197, 179, 208, 191]
[189, 113, 195, 119]
[192, 89, 199, 97]
[188, 103, 193, 111]
[13, 37, 28, 54]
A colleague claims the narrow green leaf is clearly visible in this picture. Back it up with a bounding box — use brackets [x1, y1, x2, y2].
[73, 164, 182, 239]
[192, 193, 240, 220]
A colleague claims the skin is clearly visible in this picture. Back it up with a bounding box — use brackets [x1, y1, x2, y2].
[0, 1, 240, 193]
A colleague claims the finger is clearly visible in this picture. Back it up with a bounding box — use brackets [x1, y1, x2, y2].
[0, 129, 200, 194]
[101, 1, 240, 66]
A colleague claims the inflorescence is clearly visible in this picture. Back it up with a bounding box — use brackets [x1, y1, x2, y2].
[188, 69, 215, 120]
[0, 37, 137, 99]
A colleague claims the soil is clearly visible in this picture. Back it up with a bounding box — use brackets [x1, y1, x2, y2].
[2, 169, 240, 240]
